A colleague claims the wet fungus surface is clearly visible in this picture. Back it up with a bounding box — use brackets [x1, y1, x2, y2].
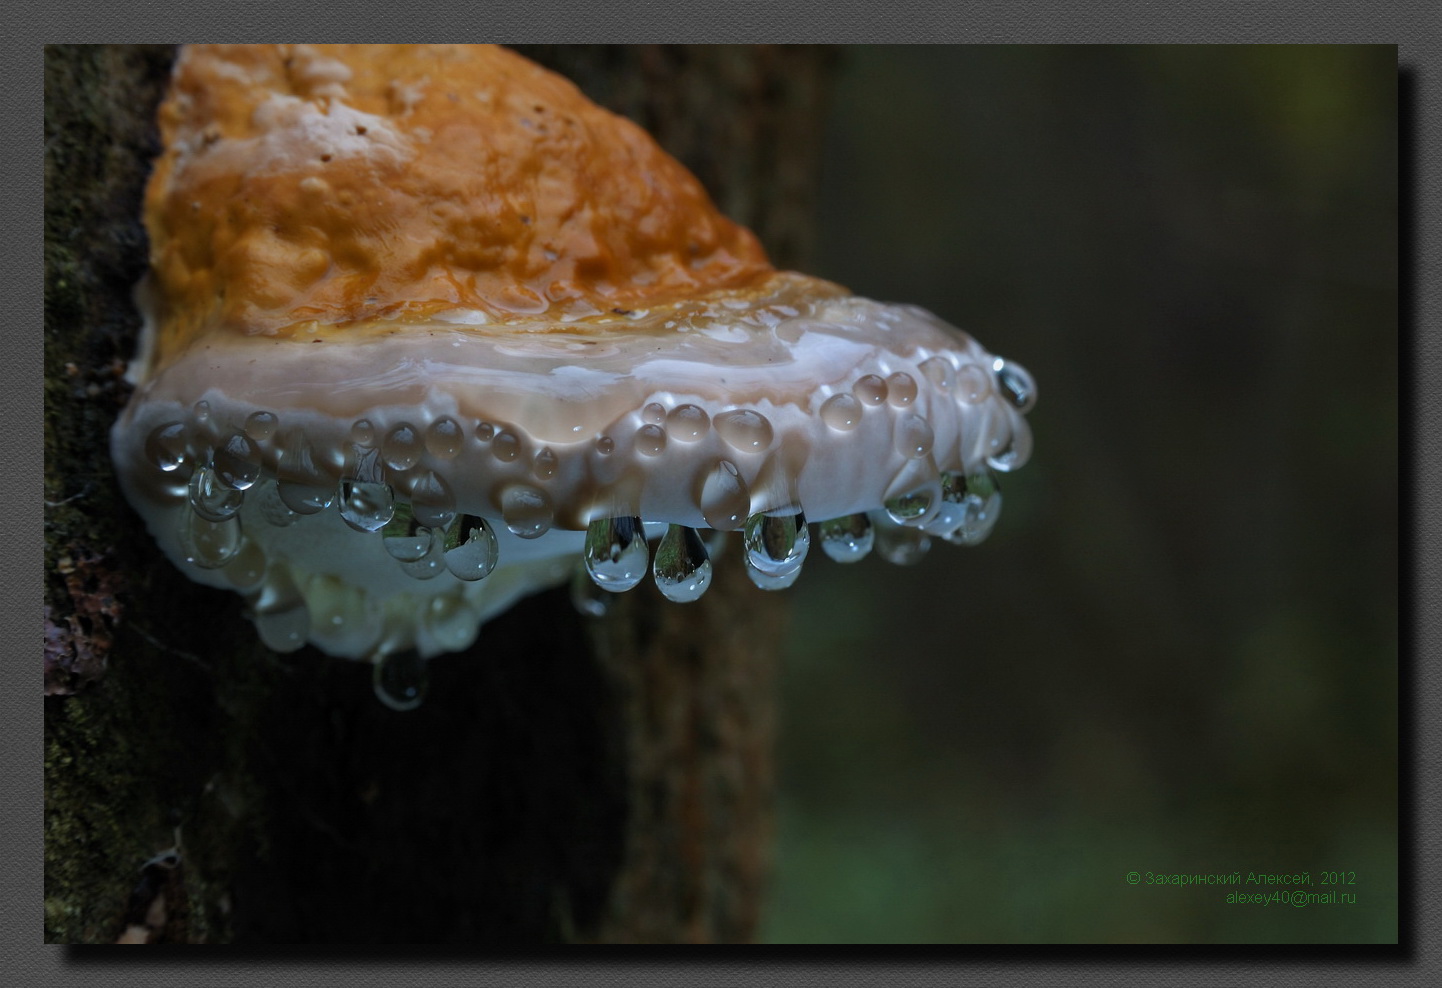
[111, 45, 1037, 696]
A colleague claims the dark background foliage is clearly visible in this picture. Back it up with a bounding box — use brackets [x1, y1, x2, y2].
[764, 45, 1397, 943]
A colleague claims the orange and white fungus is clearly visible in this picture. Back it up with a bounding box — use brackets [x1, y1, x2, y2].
[113, 44, 1037, 672]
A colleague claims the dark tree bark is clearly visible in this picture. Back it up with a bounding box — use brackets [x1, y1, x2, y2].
[43, 44, 835, 944]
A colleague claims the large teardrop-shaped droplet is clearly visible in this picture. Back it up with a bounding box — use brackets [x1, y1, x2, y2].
[818, 514, 874, 563]
[188, 463, 244, 522]
[946, 471, 1004, 546]
[251, 565, 309, 653]
[584, 516, 650, 592]
[986, 414, 1034, 473]
[381, 505, 444, 580]
[699, 459, 750, 531]
[652, 524, 712, 603]
[992, 357, 1037, 412]
[882, 458, 942, 527]
[179, 511, 243, 569]
[339, 479, 395, 532]
[408, 470, 457, 530]
[277, 481, 336, 515]
[212, 433, 263, 491]
[443, 514, 499, 582]
[743, 511, 809, 576]
[501, 484, 553, 539]
[145, 422, 189, 473]
[373, 651, 429, 712]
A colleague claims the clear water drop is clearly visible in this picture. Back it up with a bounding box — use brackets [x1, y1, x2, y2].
[532, 447, 558, 479]
[349, 419, 377, 447]
[986, 416, 1034, 473]
[213, 433, 263, 490]
[425, 417, 463, 458]
[652, 524, 712, 603]
[955, 363, 992, 403]
[252, 564, 308, 652]
[744, 553, 803, 590]
[476, 421, 496, 442]
[666, 404, 710, 442]
[492, 430, 522, 462]
[743, 510, 809, 578]
[255, 479, 300, 527]
[642, 402, 667, 426]
[993, 357, 1037, 412]
[699, 459, 750, 531]
[819, 393, 862, 432]
[818, 514, 874, 563]
[635, 423, 667, 457]
[425, 596, 481, 653]
[714, 409, 774, 453]
[583, 516, 650, 592]
[883, 459, 942, 527]
[145, 422, 189, 472]
[886, 372, 918, 406]
[373, 651, 428, 712]
[501, 484, 552, 539]
[338, 479, 395, 532]
[188, 463, 244, 522]
[919, 356, 955, 392]
[443, 515, 499, 581]
[382, 423, 422, 471]
[408, 470, 456, 529]
[946, 471, 1004, 546]
[179, 512, 242, 569]
[853, 374, 888, 406]
[895, 413, 935, 459]
[277, 480, 335, 515]
[244, 410, 278, 441]
[594, 435, 616, 456]
[223, 539, 267, 591]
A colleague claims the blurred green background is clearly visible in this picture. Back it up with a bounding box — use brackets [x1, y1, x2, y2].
[763, 46, 1398, 944]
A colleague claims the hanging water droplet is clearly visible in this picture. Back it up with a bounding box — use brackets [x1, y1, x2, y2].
[986, 415, 1033, 473]
[145, 422, 189, 472]
[743, 510, 810, 579]
[872, 514, 933, 565]
[635, 423, 667, 456]
[373, 651, 429, 712]
[570, 563, 611, 618]
[252, 564, 309, 652]
[744, 553, 803, 590]
[408, 470, 456, 529]
[886, 372, 918, 406]
[993, 357, 1037, 412]
[714, 409, 774, 453]
[492, 429, 522, 462]
[699, 459, 750, 531]
[883, 459, 942, 527]
[919, 356, 955, 392]
[666, 403, 710, 442]
[188, 463, 244, 522]
[244, 410, 278, 441]
[853, 374, 888, 406]
[277, 480, 335, 514]
[382, 423, 422, 471]
[443, 514, 499, 581]
[954, 363, 992, 403]
[425, 596, 481, 653]
[501, 484, 552, 538]
[820, 393, 862, 432]
[213, 433, 263, 490]
[179, 512, 242, 569]
[895, 413, 935, 459]
[584, 516, 650, 592]
[425, 417, 464, 458]
[338, 478, 395, 532]
[818, 514, 874, 563]
[652, 524, 712, 603]
[946, 471, 1004, 546]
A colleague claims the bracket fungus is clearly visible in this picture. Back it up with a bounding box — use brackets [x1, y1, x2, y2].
[112, 44, 1037, 683]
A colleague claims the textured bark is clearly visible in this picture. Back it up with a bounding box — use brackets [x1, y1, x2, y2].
[43, 44, 834, 944]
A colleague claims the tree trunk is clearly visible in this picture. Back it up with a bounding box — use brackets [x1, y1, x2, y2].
[43, 44, 835, 944]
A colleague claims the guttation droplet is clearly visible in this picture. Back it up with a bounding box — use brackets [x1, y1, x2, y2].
[635, 423, 667, 457]
[179, 512, 242, 569]
[501, 484, 553, 539]
[714, 409, 774, 453]
[993, 357, 1037, 412]
[382, 505, 445, 581]
[653, 524, 712, 603]
[667, 404, 710, 442]
[699, 459, 750, 531]
[584, 516, 650, 592]
[818, 514, 874, 563]
[213, 433, 262, 491]
[886, 372, 918, 406]
[339, 479, 395, 533]
[820, 393, 862, 432]
[883, 487, 934, 526]
[425, 417, 464, 458]
[244, 410, 278, 441]
[895, 413, 935, 459]
[383, 423, 423, 471]
[373, 651, 429, 712]
[743, 511, 809, 590]
[189, 463, 244, 522]
[853, 374, 888, 406]
[945, 471, 1004, 546]
[278, 480, 336, 515]
[444, 515, 499, 581]
[408, 470, 457, 530]
[145, 422, 188, 472]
